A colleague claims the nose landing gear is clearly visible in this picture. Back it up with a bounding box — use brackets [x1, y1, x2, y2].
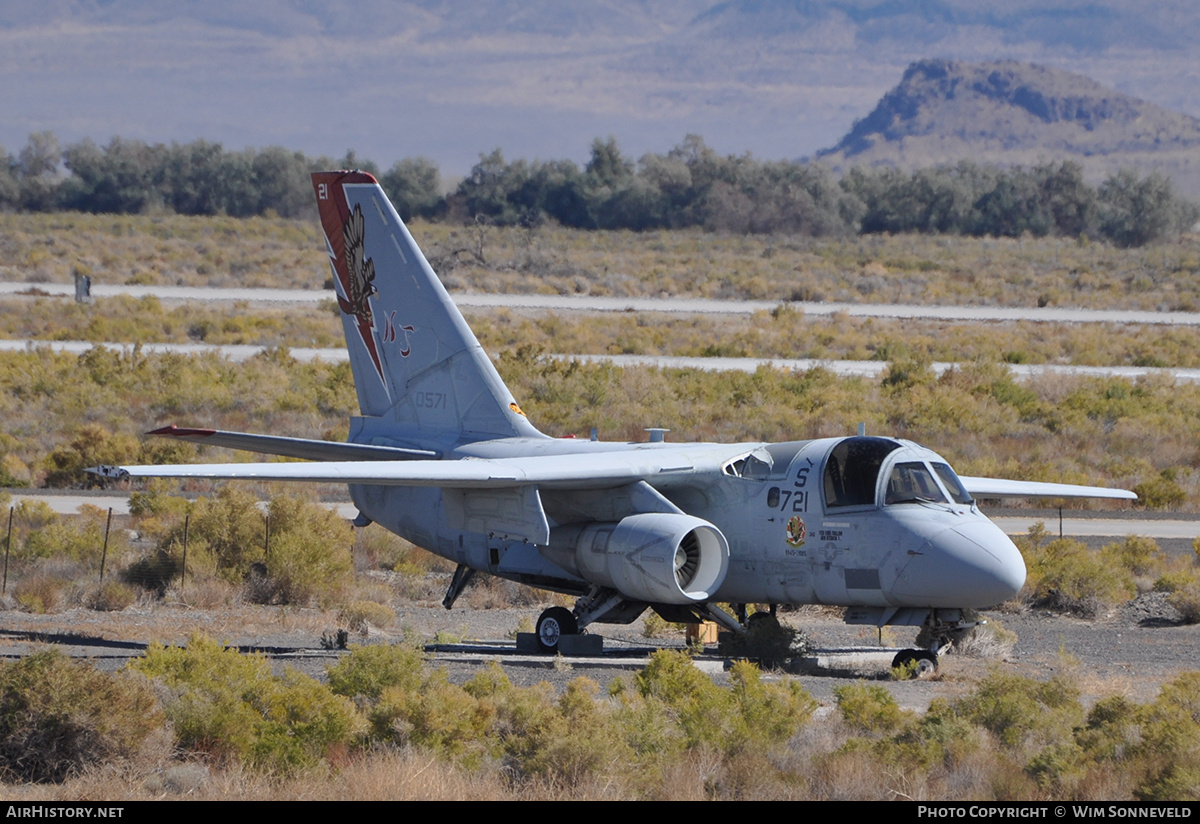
[890, 648, 938, 678]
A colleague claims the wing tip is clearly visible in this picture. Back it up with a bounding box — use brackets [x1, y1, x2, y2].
[86, 464, 129, 481]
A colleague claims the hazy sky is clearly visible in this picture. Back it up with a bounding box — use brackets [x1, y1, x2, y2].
[2, 1, 1198, 176]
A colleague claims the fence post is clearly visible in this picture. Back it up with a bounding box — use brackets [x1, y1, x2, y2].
[2, 506, 12, 595]
[99, 507, 113, 584]
[181, 513, 189, 587]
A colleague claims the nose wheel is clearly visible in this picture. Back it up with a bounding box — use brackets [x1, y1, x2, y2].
[535, 607, 578, 653]
[891, 649, 938, 678]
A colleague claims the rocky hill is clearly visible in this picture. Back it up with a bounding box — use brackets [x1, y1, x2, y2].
[7, 4, 1200, 179]
[819, 60, 1200, 197]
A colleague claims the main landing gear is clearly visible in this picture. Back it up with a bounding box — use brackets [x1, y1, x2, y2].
[535, 607, 579, 653]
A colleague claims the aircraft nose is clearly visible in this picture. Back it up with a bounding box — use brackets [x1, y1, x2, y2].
[891, 518, 1026, 608]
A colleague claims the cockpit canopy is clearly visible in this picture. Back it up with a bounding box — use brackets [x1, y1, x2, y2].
[824, 437, 900, 508]
[822, 436, 973, 510]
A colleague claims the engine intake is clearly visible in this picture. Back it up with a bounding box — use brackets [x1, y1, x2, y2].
[541, 513, 729, 604]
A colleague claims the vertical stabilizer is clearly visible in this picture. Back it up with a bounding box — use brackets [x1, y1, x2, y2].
[312, 171, 542, 443]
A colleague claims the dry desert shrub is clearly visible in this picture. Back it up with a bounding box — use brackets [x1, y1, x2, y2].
[0, 650, 164, 783]
[270, 749, 519, 800]
[459, 573, 543, 610]
[82, 579, 136, 612]
[806, 743, 887, 801]
[165, 576, 240, 609]
[950, 619, 1018, 658]
[353, 525, 449, 575]
[338, 599, 396, 634]
[1166, 583, 1200, 624]
[12, 572, 72, 614]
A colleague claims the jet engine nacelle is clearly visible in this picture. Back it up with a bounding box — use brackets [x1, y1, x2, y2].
[542, 513, 729, 604]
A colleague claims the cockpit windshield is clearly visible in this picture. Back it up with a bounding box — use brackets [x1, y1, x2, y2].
[931, 462, 974, 505]
[885, 462, 949, 505]
[823, 437, 901, 508]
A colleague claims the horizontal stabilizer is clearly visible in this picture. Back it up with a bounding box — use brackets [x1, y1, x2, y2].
[147, 425, 437, 461]
[959, 476, 1137, 501]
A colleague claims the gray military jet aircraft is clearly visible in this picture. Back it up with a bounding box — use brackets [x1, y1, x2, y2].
[93, 171, 1135, 667]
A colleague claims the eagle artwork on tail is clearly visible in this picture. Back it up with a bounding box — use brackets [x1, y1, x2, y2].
[339, 203, 377, 326]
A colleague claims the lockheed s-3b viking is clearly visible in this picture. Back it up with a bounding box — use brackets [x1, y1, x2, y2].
[92, 171, 1136, 670]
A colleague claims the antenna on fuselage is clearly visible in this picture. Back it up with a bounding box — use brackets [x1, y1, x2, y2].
[857, 422, 866, 436]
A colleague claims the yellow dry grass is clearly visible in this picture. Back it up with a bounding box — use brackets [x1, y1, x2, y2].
[3, 211, 1198, 310]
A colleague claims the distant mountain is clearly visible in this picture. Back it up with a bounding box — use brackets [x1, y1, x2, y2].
[4, 3, 1200, 181]
[818, 60, 1200, 197]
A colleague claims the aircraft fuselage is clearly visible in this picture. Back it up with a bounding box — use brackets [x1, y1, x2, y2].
[349, 434, 1027, 619]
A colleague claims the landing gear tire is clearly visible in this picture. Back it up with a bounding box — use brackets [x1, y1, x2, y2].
[535, 607, 578, 653]
[891, 649, 938, 679]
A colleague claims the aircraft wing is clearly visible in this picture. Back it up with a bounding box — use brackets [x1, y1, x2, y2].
[89, 449, 720, 490]
[91, 456, 1138, 499]
[958, 476, 1137, 500]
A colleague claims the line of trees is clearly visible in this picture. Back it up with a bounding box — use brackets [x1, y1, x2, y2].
[2, 131, 1196, 247]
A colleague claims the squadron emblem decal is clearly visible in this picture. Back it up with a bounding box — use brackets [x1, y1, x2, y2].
[321, 199, 389, 386]
[786, 515, 807, 547]
[339, 204, 377, 329]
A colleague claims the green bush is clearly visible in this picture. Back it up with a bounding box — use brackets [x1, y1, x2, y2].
[517, 676, 633, 785]
[1168, 585, 1200, 624]
[1026, 742, 1090, 795]
[18, 508, 129, 569]
[156, 485, 264, 579]
[0, 650, 163, 782]
[833, 682, 909, 734]
[146, 488, 352, 605]
[1019, 535, 1135, 616]
[1102, 535, 1166, 579]
[716, 613, 809, 669]
[327, 644, 425, 702]
[134, 634, 365, 773]
[371, 670, 497, 768]
[127, 478, 192, 541]
[955, 671, 1083, 750]
[633, 650, 814, 756]
[1076, 695, 1140, 762]
[329, 645, 501, 769]
[41, 423, 140, 488]
[727, 658, 817, 749]
[262, 494, 353, 605]
[11, 499, 56, 533]
[124, 549, 182, 594]
[1134, 473, 1187, 510]
[1133, 672, 1200, 800]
